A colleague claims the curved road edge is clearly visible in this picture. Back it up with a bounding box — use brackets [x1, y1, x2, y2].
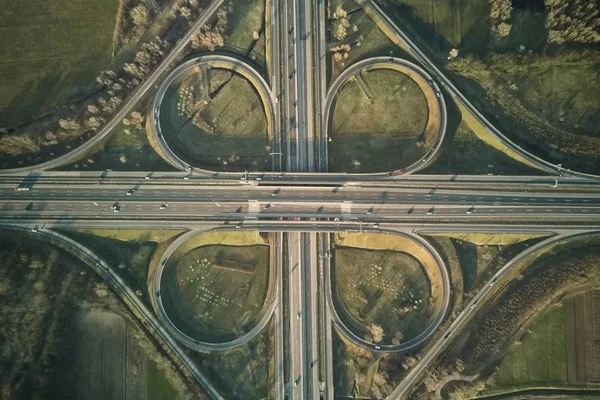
[0, 0, 225, 175]
[151, 227, 279, 351]
[325, 229, 451, 353]
[0, 223, 224, 400]
[363, 0, 600, 181]
[151, 55, 276, 174]
[323, 56, 448, 177]
[387, 229, 600, 399]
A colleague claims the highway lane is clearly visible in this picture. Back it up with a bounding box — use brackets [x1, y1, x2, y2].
[315, 0, 327, 172]
[4, 184, 600, 206]
[7, 170, 600, 188]
[273, 232, 285, 400]
[363, 0, 600, 181]
[305, 232, 320, 399]
[0, 0, 225, 175]
[386, 230, 600, 399]
[283, 0, 299, 171]
[2, 197, 600, 221]
[298, 0, 316, 172]
[287, 232, 305, 399]
[320, 233, 335, 400]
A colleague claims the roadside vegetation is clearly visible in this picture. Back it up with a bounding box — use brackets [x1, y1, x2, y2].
[160, 67, 270, 171]
[0, 230, 199, 399]
[424, 232, 550, 307]
[332, 232, 443, 345]
[161, 231, 272, 341]
[202, 319, 275, 399]
[330, 68, 429, 173]
[383, 0, 600, 174]
[333, 327, 421, 399]
[417, 237, 600, 399]
[328, 1, 401, 82]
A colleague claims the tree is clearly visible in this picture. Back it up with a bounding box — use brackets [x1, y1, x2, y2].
[180, 6, 192, 19]
[130, 5, 149, 28]
[59, 118, 82, 132]
[368, 323, 384, 343]
[546, 0, 600, 44]
[94, 282, 109, 298]
[87, 104, 99, 114]
[391, 331, 404, 345]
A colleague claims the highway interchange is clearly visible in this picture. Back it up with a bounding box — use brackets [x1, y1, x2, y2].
[1, 0, 600, 399]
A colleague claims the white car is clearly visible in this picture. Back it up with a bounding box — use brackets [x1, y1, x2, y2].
[297, 312, 301, 319]
[160, 203, 168, 210]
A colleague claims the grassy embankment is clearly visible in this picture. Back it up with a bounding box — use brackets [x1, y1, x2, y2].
[223, 0, 266, 71]
[162, 230, 271, 340]
[202, 318, 275, 399]
[332, 232, 443, 344]
[0, 0, 120, 128]
[331, 68, 428, 173]
[160, 67, 269, 171]
[424, 232, 551, 308]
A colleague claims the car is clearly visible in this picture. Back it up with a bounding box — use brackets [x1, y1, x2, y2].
[256, 177, 262, 181]
[293, 101, 297, 109]
[275, 96, 279, 103]
[436, 92, 441, 98]
[334, 217, 340, 222]
[297, 312, 301, 320]
[30, 228, 38, 233]
[366, 209, 372, 215]
[395, 170, 405, 175]
[160, 203, 168, 210]
[373, 223, 380, 228]
[278, 173, 284, 178]
[236, 224, 242, 229]
[427, 208, 434, 215]
[470, 304, 476, 309]
[183, 176, 190, 180]
[466, 208, 474, 214]
[155, 291, 160, 297]
[127, 189, 134, 196]
[111, 203, 118, 210]
[374, 345, 381, 350]
[113, 207, 120, 213]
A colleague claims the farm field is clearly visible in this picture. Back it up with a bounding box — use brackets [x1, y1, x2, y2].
[492, 304, 568, 388]
[53, 308, 180, 400]
[160, 67, 270, 171]
[330, 68, 428, 172]
[162, 238, 271, 341]
[565, 289, 600, 384]
[0, 0, 119, 128]
[332, 232, 443, 344]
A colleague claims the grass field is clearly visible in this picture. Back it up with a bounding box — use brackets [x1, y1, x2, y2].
[0, 0, 119, 127]
[73, 228, 186, 243]
[425, 233, 547, 295]
[204, 319, 274, 399]
[57, 229, 157, 289]
[163, 242, 270, 339]
[421, 118, 544, 175]
[53, 308, 179, 400]
[176, 230, 267, 254]
[224, 0, 266, 70]
[493, 304, 568, 388]
[331, 69, 428, 172]
[334, 247, 434, 342]
[389, 0, 489, 50]
[160, 68, 269, 171]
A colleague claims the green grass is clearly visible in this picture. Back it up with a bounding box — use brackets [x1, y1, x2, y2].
[224, 0, 266, 69]
[493, 304, 568, 387]
[72, 229, 186, 243]
[147, 359, 181, 400]
[421, 119, 544, 175]
[331, 69, 428, 172]
[333, 247, 434, 342]
[161, 69, 269, 171]
[165, 243, 270, 338]
[55, 229, 157, 288]
[390, 0, 489, 49]
[0, 0, 119, 127]
[204, 319, 273, 399]
[330, 4, 398, 80]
